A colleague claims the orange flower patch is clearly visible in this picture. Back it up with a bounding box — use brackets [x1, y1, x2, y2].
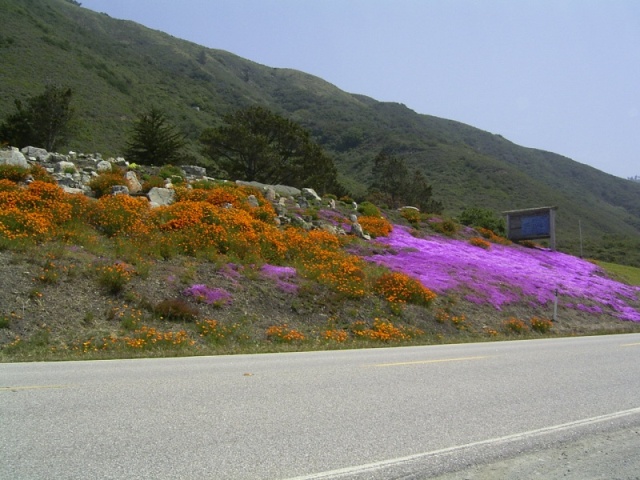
[351, 318, 424, 342]
[358, 215, 393, 238]
[266, 324, 306, 343]
[374, 272, 436, 306]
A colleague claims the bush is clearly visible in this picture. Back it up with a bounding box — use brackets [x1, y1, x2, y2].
[530, 317, 553, 333]
[503, 317, 528, 334]
[374, 272, 436, 306]
[154, 298, 199, 322]
[358, 216, 393, 238]
[89, 171, 127, 198]
[459, 207, 506, 236]
[469, 237, 491, 249]
[357, 201, 381, 217]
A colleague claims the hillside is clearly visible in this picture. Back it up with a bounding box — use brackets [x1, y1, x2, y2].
[1, 158, 639, 361]
[1, 0, 640, 263]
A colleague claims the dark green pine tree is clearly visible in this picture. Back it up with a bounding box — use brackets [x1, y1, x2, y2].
[124, 108, 185, 165]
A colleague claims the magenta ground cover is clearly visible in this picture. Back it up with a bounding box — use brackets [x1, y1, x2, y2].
[365, 226, 640, 321]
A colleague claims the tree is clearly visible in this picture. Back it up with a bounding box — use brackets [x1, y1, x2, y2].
[200, 106, 341, 193]
[368, 151, 441, 212]
[0, 85, 75, 151]
[124, 108, 185, 165]
[459, 207, 506, 235]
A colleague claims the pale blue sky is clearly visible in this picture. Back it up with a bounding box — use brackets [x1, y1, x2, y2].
[79, 0, 639, 179]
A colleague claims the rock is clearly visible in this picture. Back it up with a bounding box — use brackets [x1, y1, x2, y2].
[111, 185, 130, 195]
[302, 188, 322, 201]
[264, 187, 277, 202]
[55, 161, 76, 173]
[147, 187, 175, 207]
[62, 187, 85, 195]
[247, 195, 260, 208]
[291, 215, 313, 230]
[182, 165, 207, 177]
[349, 214, 358, 223]
[125, 171, 142, 194]
[328, 199, 336, 209]
[21, 146, 49, 161]
[236, 180, 301, 197]
[351, 221, 371, 241]
[97, 160, 112, 172]
[0, 147, 29, 168]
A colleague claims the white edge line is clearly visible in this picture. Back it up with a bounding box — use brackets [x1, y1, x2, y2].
[284, 406, 640, 480]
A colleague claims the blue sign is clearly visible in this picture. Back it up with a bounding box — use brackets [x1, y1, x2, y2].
[521, 214, 550, 237]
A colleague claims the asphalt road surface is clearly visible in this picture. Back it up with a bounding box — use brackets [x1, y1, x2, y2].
[2, 334, 640, 479]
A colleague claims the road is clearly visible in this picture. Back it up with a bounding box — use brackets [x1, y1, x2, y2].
[2, 334, 640, 479]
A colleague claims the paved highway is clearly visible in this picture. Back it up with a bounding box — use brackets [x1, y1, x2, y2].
[2, 334, 640, 479]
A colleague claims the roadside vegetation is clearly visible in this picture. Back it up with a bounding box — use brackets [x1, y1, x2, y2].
[1, 163, 640, 362]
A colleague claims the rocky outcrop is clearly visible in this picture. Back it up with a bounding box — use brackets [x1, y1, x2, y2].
[0, 147, 29, 168]
[3, 145, 369, 239]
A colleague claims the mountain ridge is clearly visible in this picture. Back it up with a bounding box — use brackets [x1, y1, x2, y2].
[1, 0, 639, 262]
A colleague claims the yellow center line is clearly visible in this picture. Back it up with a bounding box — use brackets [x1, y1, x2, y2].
[370, 355, 493, 367]
[621, 342, 640, 347]
[0, 384, 69, 392]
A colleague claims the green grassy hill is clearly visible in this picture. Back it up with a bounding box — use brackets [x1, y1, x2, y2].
[2, 0, 640, 264]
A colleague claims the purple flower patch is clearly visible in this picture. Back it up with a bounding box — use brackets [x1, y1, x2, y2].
[261, 264, 298, 294]
[183, 284, 232, 306]
[365, 225, 640, 321]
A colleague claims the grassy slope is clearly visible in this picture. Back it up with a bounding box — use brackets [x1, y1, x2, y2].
[1, 0, 640, 262]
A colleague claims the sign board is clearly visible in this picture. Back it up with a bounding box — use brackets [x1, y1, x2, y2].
[503, 207, 557, 250]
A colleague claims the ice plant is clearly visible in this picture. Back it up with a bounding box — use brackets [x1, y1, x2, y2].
[183, 284, 233, 306]
[365, 225, 640, 321]
[261, 264, 298, 294]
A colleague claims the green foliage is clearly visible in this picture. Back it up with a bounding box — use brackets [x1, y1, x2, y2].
[0, 85, 75, 151]
[124, 108, 185, 166]
[1, 0, 640, 263]
[88, 171, 127, 198]
[459, 207, 506, 236]
[158, 164, 184, 181]
[368, 151, 441, 213]
[357, 201, 381, 217]
[200, 106, 341, 194]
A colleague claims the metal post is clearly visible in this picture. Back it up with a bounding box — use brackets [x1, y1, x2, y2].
[579, 220, 583, 258]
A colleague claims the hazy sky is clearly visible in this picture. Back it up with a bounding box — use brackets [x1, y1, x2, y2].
[79, 0, 639, 179]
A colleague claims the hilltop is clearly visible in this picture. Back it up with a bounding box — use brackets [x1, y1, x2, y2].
[1, 0, 640, 265]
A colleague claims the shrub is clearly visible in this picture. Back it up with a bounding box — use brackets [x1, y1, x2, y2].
[90, 194, 151, 237]
[351, 318, 424, 342]
[196, 319, 248, 345]
[0, 165, 30, 182]
[323, 329, 349, 343]
[430, 217, 459, 236]
[154, 298, 199, 321]
[96, 262, 135, 294]
[358, 215, 393, 238]
[374, 271, 436, 306]
[89, 171, 127, 198]
[530, 317, 553, 333]
[141, 175, 165, 192]
[503, 317, 528, 334]
[400, 208, 421, 225]
[357, 201, 381, 217]
[469, 237, 491, 249]
[158, 164, 185, 181]
[266, 324, 306, 343]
